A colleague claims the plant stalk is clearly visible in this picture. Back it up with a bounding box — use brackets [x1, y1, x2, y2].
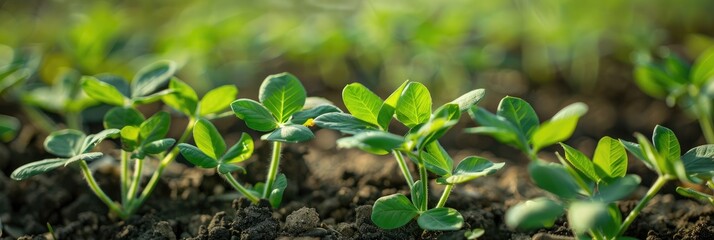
[263, 141, 283, 198]
[617, 176, 669, 236]
[436, 184, 454, 208]
[65, 110, 82, 130]
[222, 172, 260, 203]
[126, 159, 144, 204]
[698, 113, 714, 144]
[127, 117, 196, 215]
[418, 163, 429, 211]
[79, 160, 125, 219]
[392, 150, 414, 190]
[120, 150, 130, 204]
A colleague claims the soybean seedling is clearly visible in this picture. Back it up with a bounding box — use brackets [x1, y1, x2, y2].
[230, 73, 338, 208]
[315, 81, 504, 231]
[177, 119, 281, 205]
[506, 137, 642, 239]
[467, 96, 588, 161]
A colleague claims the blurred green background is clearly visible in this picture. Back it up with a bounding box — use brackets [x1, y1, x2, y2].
[1, 0, 714, 101]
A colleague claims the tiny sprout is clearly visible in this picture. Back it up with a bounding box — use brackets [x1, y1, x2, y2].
[464, 228, 485, 240]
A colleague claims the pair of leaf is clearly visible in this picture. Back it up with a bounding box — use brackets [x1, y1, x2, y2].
[467, 97, 588, 153]
[162, 78, 238, 118]
[371, 194, 463, 231]
[341, 81, 408, 130]
[177, 118, 253, 174]
[634, 48, 714, 99]
[11, 129, 119, 180]
[120, 112, 175, 159]
[435, 156, 505, 184]
[559, 136, 627, 184]
[248, 174, 288, 208]
[82, 61, 176, 106]
[231, 73, 330, 143]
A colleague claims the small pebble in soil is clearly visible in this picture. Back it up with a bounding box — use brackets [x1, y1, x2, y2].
[284, 207, 320, 235]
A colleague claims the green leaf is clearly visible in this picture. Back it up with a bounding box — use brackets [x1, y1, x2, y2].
[497, 96, 539, 139]
[261, 124, 314, 143]
[103, 107, 145, 129]
[120, 126, 140, 151]
[395, 82, 432, 128]
[10, 158, 66, 180]
[464, 228, 485, 240]
[505, 197, 564, 230]
[634, 64, 670, 98]
[424, 142, 454, 176]
[422, 151, 452, 176]
[80, 129, 120, 153]
[313, 112, 379, 134]
[551, 102, 589, 121]
[131, 60, 176, 98]
[411, 117, 458, 149]
[44, 129, 86, 157]
[467, 107, 526, 152]
[177, 143, 218, 168]
[96, 74, 131, 97]
[377, 80, 409, 129]
[559, 143, 599, 182]
[131, 89, 175, 105]
[81, 76, 127, 106]
[259, 73, 306, 123]
[529, 162, 582, 199]
[269, 173, 288, 208]
[568, 201, 612, 236]
[594, 174, 641, 202]
[682, 145, 714, 179]
[634, 133, 664, 174]
[199, 85, 238, 116]
[0, 114, 20, 142]
[64, 152, 103, 167]
[139, 112, 171, 144]
[371, 194, 419, 229]
[411, 180, 426, 210]
[450, 89, 485, 112]
[0, 67, 30, 94]
[221, 132, 253, 163]
[290, 104, 342, 125]
[691, 47, 714, 87]
[440, 157, 505, 184]
[343, 83, 384, 126]
[193, 118, 226, 159]
[231, 99, 278, 132]
[620, 140, 652, 170]
[217, 164, 246, 174]
[142, 138, 176, 154]
[532, 117, 579, 152]
[162, 78, 198, 116]
[593, 136, 628, 179]
[337, 131, 404, 155]
[653, 125, 681, 164]
[676, 187, 714, 202]
[417, 208, 464, 231]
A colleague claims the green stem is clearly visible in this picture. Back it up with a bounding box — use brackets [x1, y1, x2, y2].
[617, 176, 669, 236]
[436, 184, 454, 208]
[79, 160, 125, 219]
[222, 172, 260, 203]
[126, 159, 144, 203]
[263, 141, 283, 198]
[392, 150, 414, 190]
[418, 163, 429, 211]
[65, 110, 82, 130]
[120, 150, 130, 204]
[698, 113, 714, 144]
[127, 117, 196, 215]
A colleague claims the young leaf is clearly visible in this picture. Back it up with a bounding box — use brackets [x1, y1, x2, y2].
[103, 107, 145, 129]
[594, 174, 641, 202]
[551, 102, 588, 121]
[377, 80, 409, 129]
[467, 107, 526, 152]
[261, 124, 314, 143]
[371, 194, 419, 229]
[620, 140, 652, 170]
[259, 73, 306, 123]
[80, 129, 120, 153]
[139, 112, 171, 144]
[131, 60, 176, 98]
[162, 78, 198, 116]
[64, 152, 104, 166]
[120, 126, 140, 151]
[593, 136, 627, 179]
[177, 143, 219, 168]
[634, 133, 664, 174]
[231, 99, 278, 132]
[10, 158, 66, 180]
[217, 163, 246, 175]
[313, 112, 379, 134]
[691, 47, 714, 87]
[221, 133, 254, 163]
[652, 125, 681, 163]
[142, 138, 176, 154]
[199, 85, 238, 116]
[440, 157, 505, 184]
[567, 201, 611, 236]
[417, 208, 464, 231]
[396, 82, 432, 128]
[290, 104, 342, 125]
[81, 76, 126, 106]
[343, 83, 384, 126]
[336, 131, 404, 155]
[505, 197, 564, 230]
[531, 116, 579, 152]
[96, 74, 131, 97]
[424, 142, 454, 176]
[529, 162, 582, 199]
[411, 180, 426, 210]
[682, 145, 714, 179]
[496, 96, 539, 139]
[559, 143, 599, 182]
[450, 88, 485, 112]
[422, 151, 452, 176]
[268, 173, 288, 208]
[44, 129, 86, 157]
[193, 118, 226, 159]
